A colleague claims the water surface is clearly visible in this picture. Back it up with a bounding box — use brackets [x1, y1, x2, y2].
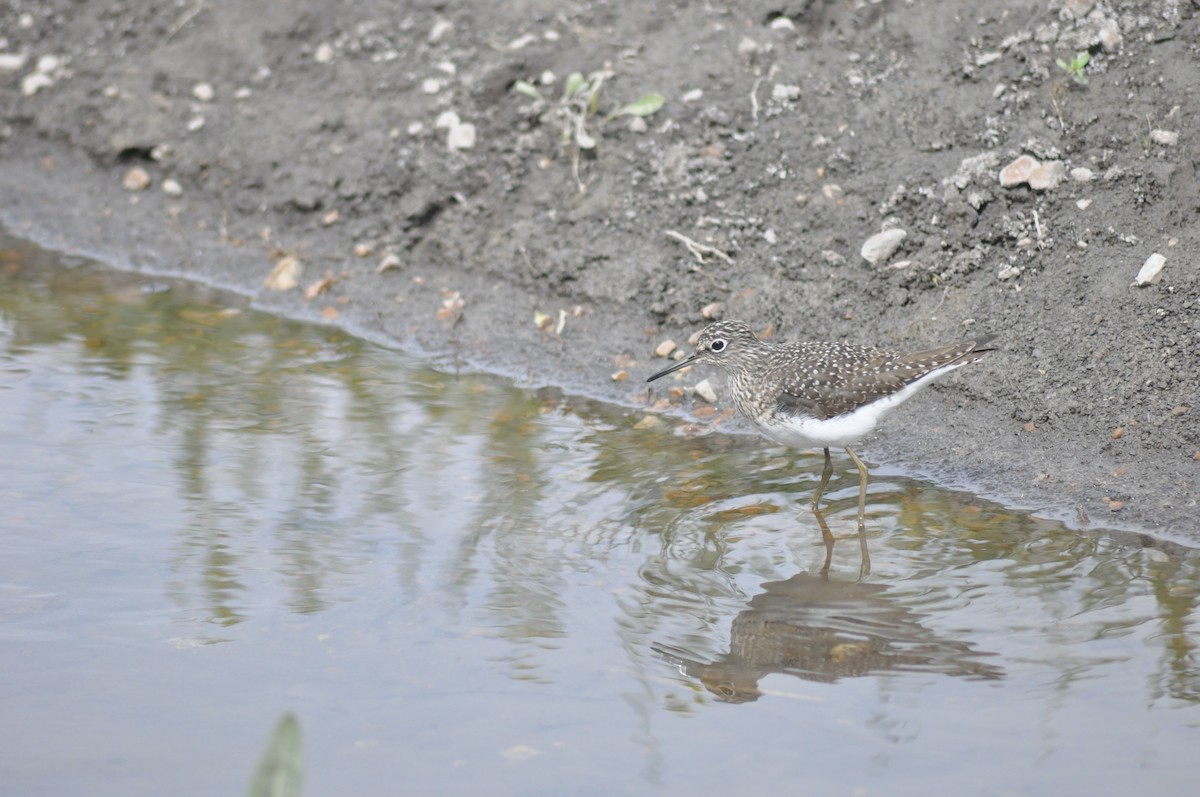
[1, 236, 1197, 796]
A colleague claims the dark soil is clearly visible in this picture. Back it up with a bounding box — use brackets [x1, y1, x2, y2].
[1, 1, 1196, 540]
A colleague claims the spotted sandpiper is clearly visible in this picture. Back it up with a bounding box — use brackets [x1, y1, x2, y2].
[647, 320, 995, 530]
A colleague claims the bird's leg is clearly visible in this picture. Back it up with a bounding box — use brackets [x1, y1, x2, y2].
[843, 446, 869, 532]
[856, 520, 872, 579]
[812, 506, 835, 576]
[811, 446, 834, 511]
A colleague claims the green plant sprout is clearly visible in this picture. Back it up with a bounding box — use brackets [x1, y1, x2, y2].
[512, 71, 664, 193]
[513, 72, 664, 149]
[1056, 51, 1090, 85]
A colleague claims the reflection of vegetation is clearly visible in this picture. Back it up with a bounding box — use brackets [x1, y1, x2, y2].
[3, 240, 1198, 711]
[245, 713, 304, 797]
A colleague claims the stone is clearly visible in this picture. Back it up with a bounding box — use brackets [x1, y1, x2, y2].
[1149, 129, 1179, 147]
[1131, 253, 1165, 287]
[446, 121, 476, 150]
[694, 379, 718, 403]
[1098, 19, 1122, 52]
[772, 84, 801, 101]
[0, 53, 28, 74]
[122, 166, 151, 191]
[860, 229, 906, 266]
[1027, 160, 1066, 191]
[999, 155, 1038, 187]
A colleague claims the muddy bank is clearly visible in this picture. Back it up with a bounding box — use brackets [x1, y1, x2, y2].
[1, 0, 1196, 540]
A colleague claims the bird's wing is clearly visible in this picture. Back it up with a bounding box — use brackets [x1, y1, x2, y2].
[828, 340, 988, 412]
[769, 343, 890, 420]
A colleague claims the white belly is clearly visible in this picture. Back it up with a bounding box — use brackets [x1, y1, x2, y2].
[752, 363, 966, 450]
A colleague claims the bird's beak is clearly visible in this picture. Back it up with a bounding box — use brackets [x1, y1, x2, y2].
[646, 354, 697, 383]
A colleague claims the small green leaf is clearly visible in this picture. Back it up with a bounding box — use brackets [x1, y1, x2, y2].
[584, 72, 607, 115]
[512, 80, 545, 102]
[612, 92, 665, 119]
[246, 714, 304, 797]
[563, 72, 585, 100]
[1055, 58, 1070, 71]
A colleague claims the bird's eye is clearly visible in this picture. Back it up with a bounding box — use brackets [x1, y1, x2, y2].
[710, 338, 727, 353]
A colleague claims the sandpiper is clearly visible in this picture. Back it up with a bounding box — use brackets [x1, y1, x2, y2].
[647, 320, 995, 529]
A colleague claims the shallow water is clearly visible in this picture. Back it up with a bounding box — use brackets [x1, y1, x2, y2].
[1, 235, 1197, 796]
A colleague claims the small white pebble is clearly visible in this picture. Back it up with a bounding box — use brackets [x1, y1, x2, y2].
[1098, 20, 1122, 52]
[192, 82, 214, 102]
[1131, 253, 1165, 287]
[21, 72, 54, 96]
[1027, 160, 1065, 191]
[681, 88, 703, 103]
[0, 53, 28, 75]
[122, 167, 151, 192]
[186, 115, 205, 132]
[772, 83, 801, 101]
[314, 43, 335, 64]
[421, 77, 442, 94]
[428, 18, 452, 43]
[999, 154, 1038, 188]
[860, 228, 907, 266]
[507, 33, 537, 50]
[1076, 198, 1092, 210]
[768, 16, 796, 30]
[161, 178, 183, 196]
[694, 380, 718, 403]
[1149, 129, 1178, 147]
[435, 110, 460, 130]
[446, 121, 476, 151]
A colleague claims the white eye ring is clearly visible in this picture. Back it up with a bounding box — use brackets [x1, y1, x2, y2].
[710, 338, 727, 352]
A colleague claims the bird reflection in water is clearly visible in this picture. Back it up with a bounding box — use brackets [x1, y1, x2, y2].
[654, 519, 1002, 702]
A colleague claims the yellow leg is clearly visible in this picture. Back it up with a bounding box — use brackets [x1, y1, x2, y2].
[812, 506, 835, 575]
[856, 520, 872, 579]
[811, 446, 834, 511]
[844, 446, 870, 532]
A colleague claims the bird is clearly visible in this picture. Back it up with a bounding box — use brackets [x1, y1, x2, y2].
[646, 320, 996, 530]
